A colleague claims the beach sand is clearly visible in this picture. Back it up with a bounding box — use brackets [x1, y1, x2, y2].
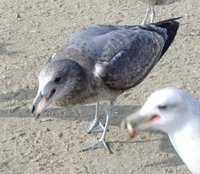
[0, 0, 199, 173]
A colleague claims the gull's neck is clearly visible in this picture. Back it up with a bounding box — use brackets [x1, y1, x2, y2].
[168, 118, 200, 174]
[55, 70, 112, 106]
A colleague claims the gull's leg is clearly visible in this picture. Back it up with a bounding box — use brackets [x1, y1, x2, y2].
[82, 101, 113, 153]
[142, 4, 151, 25]
[85, 102, 105, 133]
[149, 5, 155, 23]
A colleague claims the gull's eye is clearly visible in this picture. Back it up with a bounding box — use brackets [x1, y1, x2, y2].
[54, 77, 62, 83]
[158, 105, 168, 110]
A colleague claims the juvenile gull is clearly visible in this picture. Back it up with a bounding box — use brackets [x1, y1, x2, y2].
[32, 18, 180, 152]
[141, 0, 179, 24]
[122, 87, 200, 173]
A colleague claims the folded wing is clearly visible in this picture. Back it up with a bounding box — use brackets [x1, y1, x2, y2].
[94, 19, 179, 89]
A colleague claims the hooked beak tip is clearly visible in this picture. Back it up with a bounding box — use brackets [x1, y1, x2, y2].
[31, 105, 40, 120]
[34, 114, 40, 120]
[31, 105, 35, 114]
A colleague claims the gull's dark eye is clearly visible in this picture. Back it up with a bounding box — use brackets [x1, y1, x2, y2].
[54, 77, 62, 83]
[158, 105, 168, 110]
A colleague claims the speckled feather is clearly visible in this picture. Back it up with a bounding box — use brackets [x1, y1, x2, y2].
[52, 19, 178, 90]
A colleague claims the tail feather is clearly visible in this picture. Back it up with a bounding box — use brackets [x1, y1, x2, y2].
[154, 17, 182, 57]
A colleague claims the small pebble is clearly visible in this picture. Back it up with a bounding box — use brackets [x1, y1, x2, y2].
[58, 132, 63, 138]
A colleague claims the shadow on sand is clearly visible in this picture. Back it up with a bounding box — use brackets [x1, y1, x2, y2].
[0, 86, 139, 124]
[0, 87, 184, 168]
[0, 41, 23, 57]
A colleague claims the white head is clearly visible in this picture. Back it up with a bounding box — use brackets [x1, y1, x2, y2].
[126, 87, 200, 133]
[32, 58, 86, 118]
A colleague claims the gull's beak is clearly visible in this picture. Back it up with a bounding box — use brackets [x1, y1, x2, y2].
[121, 111, 161, 137]
[31, 90, 43, 120]
[137, 114, 161, 129]
[31, 88, 56, 120]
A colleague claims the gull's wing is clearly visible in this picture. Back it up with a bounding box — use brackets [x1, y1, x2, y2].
[47, 24, 164, 71]
[49, 25, 121, 69]
[94, 18, 180, 89]
[48, 18, 179, 90]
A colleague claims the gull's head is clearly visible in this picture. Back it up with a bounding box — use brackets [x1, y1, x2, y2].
[126, 87, 199, 133]
[32, 58, 86, 118]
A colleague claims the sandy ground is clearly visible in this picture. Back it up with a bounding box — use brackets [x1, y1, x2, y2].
[0, 0, 200, 173]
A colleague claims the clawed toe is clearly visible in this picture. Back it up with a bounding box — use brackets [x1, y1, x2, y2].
[81, 139, 112, 153]
[85, 121, 105, 133]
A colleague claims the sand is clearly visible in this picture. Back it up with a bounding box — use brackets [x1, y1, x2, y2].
[0, 0, 200, 173]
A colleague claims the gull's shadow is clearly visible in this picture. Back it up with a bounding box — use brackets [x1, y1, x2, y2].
[141, 132, 184, 168]
[0, 103, 139, 125]
[109, 130, 184, 168]
[156, 134, 184, 167]
[0, 42, 23, 56]
[0, 87, 139, 126]
[0, 87, 185, 169]
[0, 88, 37, 103]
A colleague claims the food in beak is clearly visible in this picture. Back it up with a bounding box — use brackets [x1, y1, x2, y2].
[127, 123, 137, 138]
[126, 114, 161, 137]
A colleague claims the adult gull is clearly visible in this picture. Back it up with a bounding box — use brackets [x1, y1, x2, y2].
[122, 87, 200, 173]
[31, 18, 180, 152]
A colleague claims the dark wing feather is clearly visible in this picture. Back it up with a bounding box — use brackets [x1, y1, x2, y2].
[153, 17, 180, 57]
[94, 19, 179, 90]
[95, 30, 164, 89]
